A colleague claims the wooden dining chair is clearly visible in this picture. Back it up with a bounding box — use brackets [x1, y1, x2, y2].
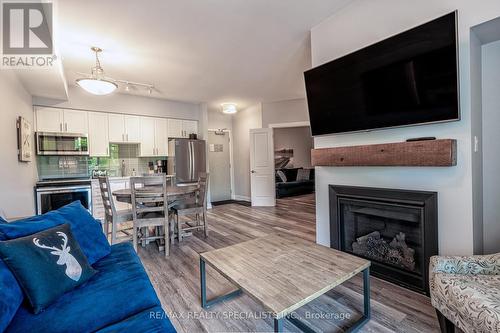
[172, 172, 209, 242]
[130, 175, 170, 257]
[98, 177, 133, 245]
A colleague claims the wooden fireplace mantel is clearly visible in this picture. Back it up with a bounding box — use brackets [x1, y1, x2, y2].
[311, 139, 457, 167]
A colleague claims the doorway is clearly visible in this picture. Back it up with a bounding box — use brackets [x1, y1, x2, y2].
[208, 129, 234, 204]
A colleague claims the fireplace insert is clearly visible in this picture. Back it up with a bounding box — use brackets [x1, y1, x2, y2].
[330, 185, 438, 295]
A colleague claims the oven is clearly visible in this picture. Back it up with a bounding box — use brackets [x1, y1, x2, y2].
[36, 132, 89, 156]
[35, 179, 92, 215]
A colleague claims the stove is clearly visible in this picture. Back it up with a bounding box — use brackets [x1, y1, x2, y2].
[35, 177, 92, 215]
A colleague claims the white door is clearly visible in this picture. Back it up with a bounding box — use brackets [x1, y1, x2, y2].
[36, 107, 64, 132]
[63, 110, 88, 134]
[168, 119, 183, 138]
[250, 128, 275, 206]
[124, 115, 141, 142]
[182, 120, 198, 138]
[208, 131, 232, 202]
[139, 117, 156, 156]
[108, 114, 125, 142]
[155, 118, 168, 156]
[88, 112, 109, 156]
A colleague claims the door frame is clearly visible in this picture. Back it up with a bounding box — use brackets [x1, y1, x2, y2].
[267, 121, 311, 198]
[207, 128, 235, 202]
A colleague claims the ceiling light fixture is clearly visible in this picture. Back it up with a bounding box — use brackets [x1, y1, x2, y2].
[221, 103, 238, 114]
[76, 46, 154, 96]
[76, 47, 117, 95]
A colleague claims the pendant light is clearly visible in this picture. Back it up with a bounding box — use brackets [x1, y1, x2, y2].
[76, 47, 118, 95]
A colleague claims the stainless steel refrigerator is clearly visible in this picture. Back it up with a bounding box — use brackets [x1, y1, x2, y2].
[168, 139, 206, 184]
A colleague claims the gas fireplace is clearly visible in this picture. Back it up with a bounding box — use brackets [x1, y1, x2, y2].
[330, 185, 438, 295]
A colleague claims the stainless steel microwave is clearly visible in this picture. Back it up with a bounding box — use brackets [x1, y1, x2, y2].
[36, 132, 89, 156]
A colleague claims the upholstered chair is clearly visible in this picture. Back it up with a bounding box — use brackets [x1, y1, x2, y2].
[429, 253, 500, 333]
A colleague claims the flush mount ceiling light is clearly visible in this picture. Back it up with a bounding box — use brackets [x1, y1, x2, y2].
[221, 103, 238, 114]
[76, 46, 154, 96]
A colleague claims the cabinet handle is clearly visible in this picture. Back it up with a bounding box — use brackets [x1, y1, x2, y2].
[106, 147, 109, 155]
[122, 133, 125, 142]
[126, 133, 129, 141]
[59, 123, 62, 131]
[64, 123, 67, 132]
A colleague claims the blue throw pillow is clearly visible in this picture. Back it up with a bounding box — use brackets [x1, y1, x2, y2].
[0, 259, 23, 332]
[0, 224, 97, 314]
[0, 201, 110, 264]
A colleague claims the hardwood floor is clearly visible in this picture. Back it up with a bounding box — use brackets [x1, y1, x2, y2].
[138, 194, 439, 333]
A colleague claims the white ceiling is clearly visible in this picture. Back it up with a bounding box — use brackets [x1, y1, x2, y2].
[25, 0, 353, 108]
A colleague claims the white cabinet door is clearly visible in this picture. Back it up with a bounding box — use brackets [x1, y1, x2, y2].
[88, 112, 109, 156]
[63, 110, 88, 134]
[140, 117, 156, 156]
[36, 107, 64, 132]
[155, 118, 168, 156]
[167, 119, 183, 138]
[125, 115, 141, 142]
[182, 120, 198, 138]
[108, 114, 125, 142]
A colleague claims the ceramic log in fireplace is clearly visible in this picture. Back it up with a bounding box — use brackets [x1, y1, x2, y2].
[329, 185, 438, 295]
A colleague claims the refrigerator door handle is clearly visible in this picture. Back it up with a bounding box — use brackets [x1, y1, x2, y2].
[190, 141, 195, 180]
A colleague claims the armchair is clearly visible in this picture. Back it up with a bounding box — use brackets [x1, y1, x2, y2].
[429, 254, 500, 333]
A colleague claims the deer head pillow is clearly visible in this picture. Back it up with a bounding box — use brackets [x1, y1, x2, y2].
[0, 224, 96, 314]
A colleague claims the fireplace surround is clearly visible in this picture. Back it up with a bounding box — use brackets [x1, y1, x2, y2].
[330, 185, 438, 295]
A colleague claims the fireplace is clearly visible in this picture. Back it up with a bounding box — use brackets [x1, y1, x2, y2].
[330, 185, 438, 295]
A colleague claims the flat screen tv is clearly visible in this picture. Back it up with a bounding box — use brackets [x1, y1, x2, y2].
[304, 12, 459, 136]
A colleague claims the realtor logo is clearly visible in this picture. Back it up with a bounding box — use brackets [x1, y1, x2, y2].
[1, 1, 54, 68]
[2, 1, 52, 54]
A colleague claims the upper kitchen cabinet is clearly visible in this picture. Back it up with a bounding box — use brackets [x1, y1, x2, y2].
[88, 112, 109, 156]
[108, 114, 141, 143]
[140, 117, 168, 157]
[35, 107, 88, 134]
[182, 120, 198, 137]
[167, 118, 198, 138]
[167, 118, 183, 138]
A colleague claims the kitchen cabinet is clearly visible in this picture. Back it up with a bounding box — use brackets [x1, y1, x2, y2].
[36, 107, 63, 132]
[64, 110, 88, 134]
[167, 119, 183, 138]
[108, 114, 141, 143]
[167, 119, 198, 138]
[139, 117, 155, 156]
[182, 120, 198, 138]
[155, 118, 168, 155]
[88, 112, 109, 156]
[140, 117, 168, 156]
[35, 107, 88, 134]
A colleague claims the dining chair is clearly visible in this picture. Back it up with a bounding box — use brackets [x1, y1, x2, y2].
[130, 175, 170, 257]
[172, 172, 209, 242]
[98, 177, 133, 245]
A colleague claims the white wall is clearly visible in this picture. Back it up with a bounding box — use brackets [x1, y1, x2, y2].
[482, 40, 500, 254]
[0, 72, 38, 219]
[311, 0, 500, 255]
[207, 107, 233, 130]
[274, 127, 313, 168]
[232, 104, 262, 199]
[33, 86, 201, 120]
[262, 98, 309, 127]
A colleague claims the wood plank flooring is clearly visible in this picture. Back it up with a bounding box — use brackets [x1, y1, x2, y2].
[138, 194, 439, 333]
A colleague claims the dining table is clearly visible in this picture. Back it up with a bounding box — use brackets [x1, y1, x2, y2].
[112, 184, 199, 249]
[112, 184, 198, 204]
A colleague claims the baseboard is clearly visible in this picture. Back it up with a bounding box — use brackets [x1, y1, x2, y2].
[233, 195, 251, 202]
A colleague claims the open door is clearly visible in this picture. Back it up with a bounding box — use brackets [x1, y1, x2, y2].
[250, 128, 275, 206]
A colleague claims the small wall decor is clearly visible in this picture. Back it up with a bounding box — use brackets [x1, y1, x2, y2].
[17, 116, 33, 162]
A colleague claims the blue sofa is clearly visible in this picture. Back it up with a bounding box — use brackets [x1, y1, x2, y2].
[5, 242, 175, 333]
[0, 204, 176, 333]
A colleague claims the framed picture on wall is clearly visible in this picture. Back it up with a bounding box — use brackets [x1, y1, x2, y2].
[17, 116, 33, 162]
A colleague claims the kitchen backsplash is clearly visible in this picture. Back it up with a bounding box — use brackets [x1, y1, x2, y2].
[37, 144, 166, 179]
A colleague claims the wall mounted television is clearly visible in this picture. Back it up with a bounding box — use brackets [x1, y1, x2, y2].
[304, 11, 459, 136]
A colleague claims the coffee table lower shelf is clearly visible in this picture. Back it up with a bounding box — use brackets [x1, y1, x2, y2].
[199, 257, 371, 333]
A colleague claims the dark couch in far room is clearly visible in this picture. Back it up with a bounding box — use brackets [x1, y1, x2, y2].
[275, 168, 315, 198]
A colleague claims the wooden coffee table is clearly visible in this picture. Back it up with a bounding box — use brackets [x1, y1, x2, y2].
[199, 234, 371, 332]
